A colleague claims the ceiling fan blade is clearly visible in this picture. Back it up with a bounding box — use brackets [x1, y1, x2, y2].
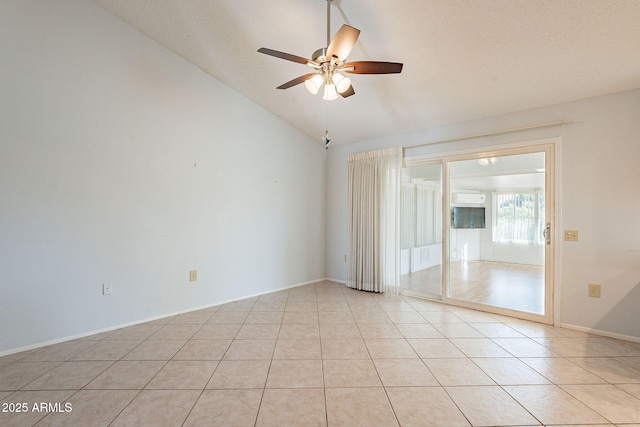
[276, 73, 317, 89]
[343, 61, 403, 74]
[258, 47, 310, 65]
[326, 25, 360, 61]
[339, 85, 355, 98]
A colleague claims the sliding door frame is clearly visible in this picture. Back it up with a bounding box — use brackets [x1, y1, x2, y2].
[403, 138, 558, 325]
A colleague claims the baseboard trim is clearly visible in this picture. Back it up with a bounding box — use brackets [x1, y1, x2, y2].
[559, 322, 640, 344]
[0, 277, 330, 358]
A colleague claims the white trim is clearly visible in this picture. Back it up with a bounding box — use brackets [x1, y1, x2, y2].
[0, 278, 331, 358]
[403, 120, 571, 151]
[560, 323, 640, 344]
[552, 140, 563, 327]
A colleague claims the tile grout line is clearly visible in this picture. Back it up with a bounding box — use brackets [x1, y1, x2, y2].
[252, 288, 288, 427]
[3, 281, 640, 426]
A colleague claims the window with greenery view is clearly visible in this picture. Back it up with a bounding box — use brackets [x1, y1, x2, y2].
[494, 192, 545, 244]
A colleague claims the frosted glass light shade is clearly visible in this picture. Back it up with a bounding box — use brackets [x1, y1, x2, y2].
[304, 74, 323, 95]
[323, 83, 338, 100]
[332, 73, 351, 94]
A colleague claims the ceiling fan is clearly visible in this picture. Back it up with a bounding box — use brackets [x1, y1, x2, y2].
[257, 0, 403, 101]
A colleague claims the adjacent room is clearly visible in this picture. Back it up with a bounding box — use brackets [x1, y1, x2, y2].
[2, 0, 640, 426]
[401, 152, 547, 315]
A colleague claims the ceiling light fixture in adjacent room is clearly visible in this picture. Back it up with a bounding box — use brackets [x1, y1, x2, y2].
[478, 157, 498, 166]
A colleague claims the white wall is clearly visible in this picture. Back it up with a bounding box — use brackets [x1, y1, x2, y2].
[0, 0, 326, 354]
[327, 89, 640, 341]
[450, 229, 481, 261]
[482, 241, 544, 266]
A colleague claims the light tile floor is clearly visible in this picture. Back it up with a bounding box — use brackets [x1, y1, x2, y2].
[2, 281, 640, 426]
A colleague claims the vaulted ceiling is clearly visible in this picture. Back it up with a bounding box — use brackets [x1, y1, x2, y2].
[93, 0, 640, 146]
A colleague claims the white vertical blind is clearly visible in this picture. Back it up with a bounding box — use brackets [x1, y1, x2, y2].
[400, 185, 415, 250]
[401, 185, 442, 250]
[416, 187, 442, 246]
[494, 192, 544, 243]
[347, 147, 402, 293]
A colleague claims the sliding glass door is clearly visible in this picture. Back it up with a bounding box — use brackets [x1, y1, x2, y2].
[447, 151, 548, 316]
[401, 143, 554, 323]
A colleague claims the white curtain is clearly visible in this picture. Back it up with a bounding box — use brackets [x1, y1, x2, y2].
[346, 147, 402, 293]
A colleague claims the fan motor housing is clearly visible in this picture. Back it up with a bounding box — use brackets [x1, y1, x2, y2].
[312, 47, 328, 62]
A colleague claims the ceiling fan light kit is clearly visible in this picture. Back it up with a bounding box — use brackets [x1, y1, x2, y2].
[258, 0, 403, 101]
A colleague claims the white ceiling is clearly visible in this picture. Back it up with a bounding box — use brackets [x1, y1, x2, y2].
[93, 0, 640, 146]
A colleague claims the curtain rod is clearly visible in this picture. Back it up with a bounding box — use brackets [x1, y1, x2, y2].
[403, 120, 573, 151]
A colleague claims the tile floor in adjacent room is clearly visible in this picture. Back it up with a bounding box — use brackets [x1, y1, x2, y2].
[2, 281, 640, 426]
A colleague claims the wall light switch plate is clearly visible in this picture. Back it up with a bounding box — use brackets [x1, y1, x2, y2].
[564, 230, 579, 241]
[189, 270, 197, 282]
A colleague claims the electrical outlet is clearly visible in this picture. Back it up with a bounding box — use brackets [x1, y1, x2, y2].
[189, 270, 197, 282]
[102, 283, 112, 295]
[588, 283, 601, 298]
[564, 230, 579, 241]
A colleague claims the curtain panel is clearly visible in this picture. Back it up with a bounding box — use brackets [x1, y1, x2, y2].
[346, 147, 402, 293]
